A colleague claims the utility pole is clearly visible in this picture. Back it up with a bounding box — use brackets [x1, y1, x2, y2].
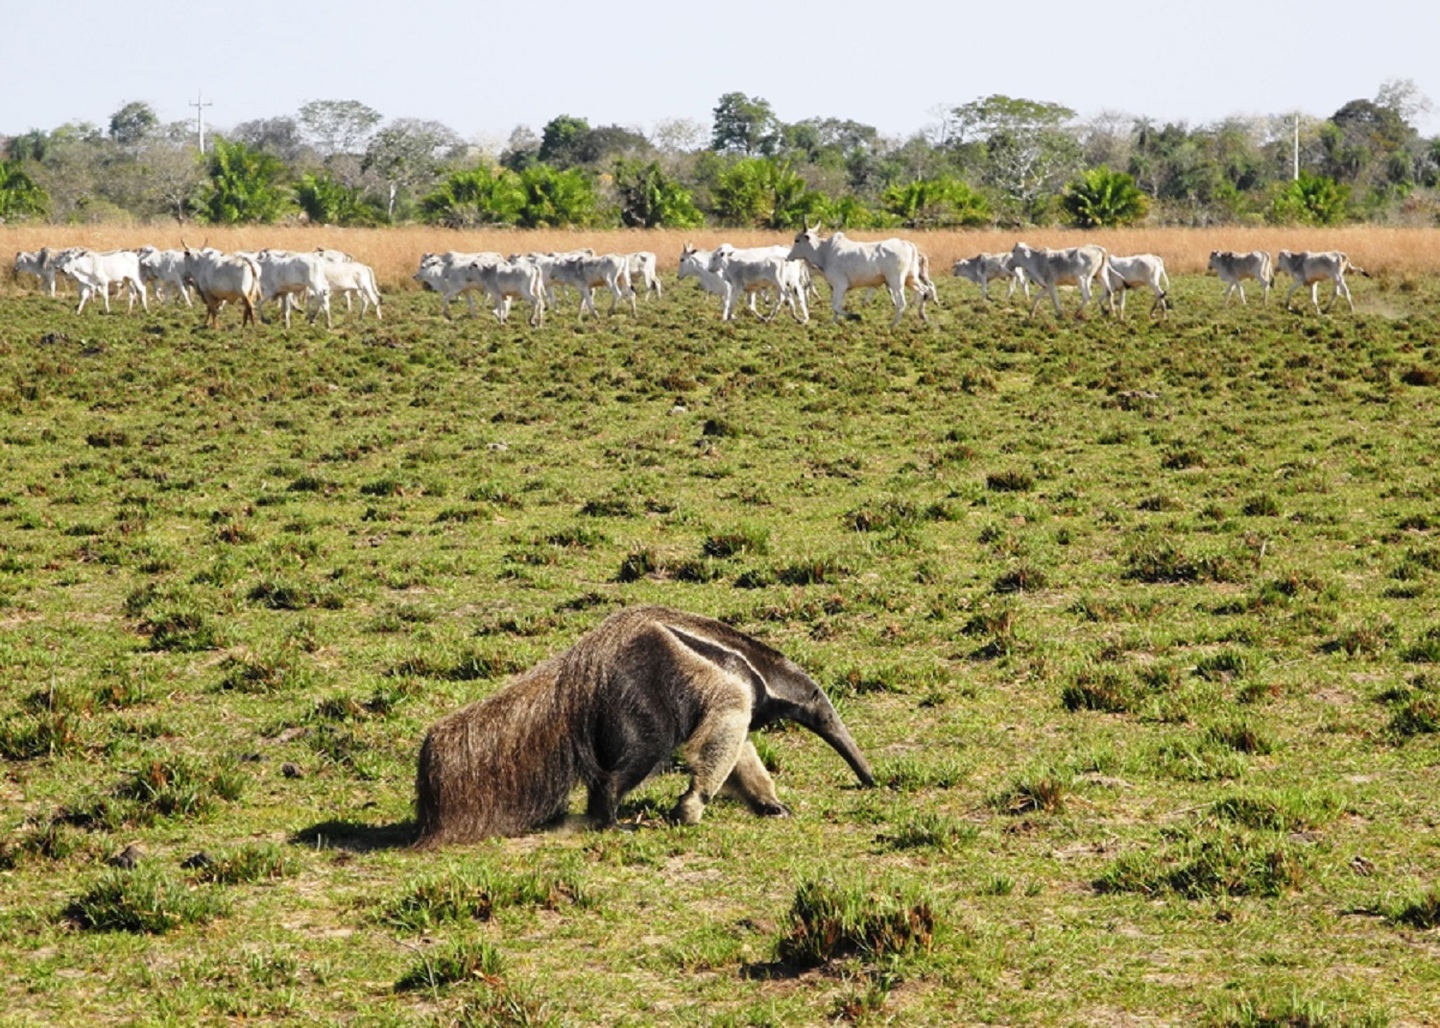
[190, 90, 213, 154]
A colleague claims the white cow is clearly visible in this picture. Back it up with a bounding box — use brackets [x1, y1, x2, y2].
[1275, 250, 1368, 314]
[549, 254, 634, 318]
[320, 258, 382, 321]
[55, 249, 148, 314]
[952, 252, 1029, 302]
[787, 226, 932, 326]
[255, 250, 332, 328]
[1207, 250, 1273, 305]
[708, 244, 809, 323]
[470, 259, 545, 326]
[414, 251, 502, 318]
[14, 247, 83, 296]
[1008, 242, 1109, 319]
[135, 246, 193, 307]
[1104, 253, 1171, 320]
[182, 246, 262, 328]
[627, 251, 663, 299]
[678, 243, 742, 307]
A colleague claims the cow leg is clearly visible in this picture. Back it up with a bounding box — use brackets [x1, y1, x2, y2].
[1284, 282, 1302, 312]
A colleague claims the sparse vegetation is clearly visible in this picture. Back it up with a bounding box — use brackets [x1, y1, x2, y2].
[1, 236, 1438, 1023]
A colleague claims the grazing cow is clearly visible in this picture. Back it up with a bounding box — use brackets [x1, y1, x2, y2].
[1207, 250, 1273, 305]
[952, 252, 1029, 302]
[1275, 250, 1368, 314]
[549, 254, 634, 318]
[470, 259, 545, 326]
[14, 247, 83, 296]
[1008, 242, 1109, 319]
[55, 249, 148, 314]
[787, 225, 932, 326]
[627, 251, 663, 299]
[135, 246, 193, 307]
[182, 246, 262, 328]
[252, 250, 333, 328]
[320, 258, 382, 321]
[1104, 253, 1171, 320]
[413, 251, 502, 318]
[708, 244, 809, 324]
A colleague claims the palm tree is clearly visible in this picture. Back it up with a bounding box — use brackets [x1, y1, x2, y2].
[1060, 167, 1149, 228]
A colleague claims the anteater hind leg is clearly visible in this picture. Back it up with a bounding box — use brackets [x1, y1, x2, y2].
[671, 708, 750, 825]
[720, 739, 789, 817]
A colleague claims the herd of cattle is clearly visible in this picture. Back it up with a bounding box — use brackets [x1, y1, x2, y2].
[10, 232, 1371, 329]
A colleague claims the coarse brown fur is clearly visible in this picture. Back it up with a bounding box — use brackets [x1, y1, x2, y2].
[414, 605, 873, 847]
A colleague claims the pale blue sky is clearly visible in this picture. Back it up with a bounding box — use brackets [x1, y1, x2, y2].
[2, 0, 1435, 143]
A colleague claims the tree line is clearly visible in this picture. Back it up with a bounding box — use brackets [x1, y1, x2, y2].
[2, 82, 1438, 231]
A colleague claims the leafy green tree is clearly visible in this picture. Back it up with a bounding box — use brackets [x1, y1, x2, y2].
[418, 166, 526, 227]
[200, 139, 291, 224]
[711, 93, 780, 156]
[882, 177, 991, 228]
[0, 160, 49, 221]
[614, 160, 703, 228]
[232, 117, 309, 163]
[516, 164, 599, 228]
[713, 157, 822, 228]
[1059, 167, 1149, 227]
[363, 118, 465, 219]
[947, 95, 1080, 222]
[1267, 172, 1349, 225]
[299, 100, 383, 157]
[538, 115, 592, 167]
[108, 102, 158, 147]
[295, 171, 379, 226]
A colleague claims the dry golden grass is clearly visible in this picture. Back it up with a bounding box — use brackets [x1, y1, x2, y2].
[6, 223, 1440, 289]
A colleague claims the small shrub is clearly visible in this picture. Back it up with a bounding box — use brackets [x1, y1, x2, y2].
[0, 710, 83, 760]
[1125, 537, 1238, 584]
[1096, 829, 1306, 899]
[880, 812, 978, 851]
[1401, 626, 1440, 663]
[395, 937, 505, 992]
[1209, 990, 1389, 1028]
[382, 868, 587, 933]
[1241, 494, 1281, 517]
[217, 653, 315, 694]
[776, 556, 846, 586]
[986, 469, 1034, 493]
[1062, 667, 1140, 713]
[702, 524, 771, 559]
[990, 769, 1071, 815]
[993, 562, 1049, 593]
[874, 757, 967, 791]
[1209, 788, 1344, 832]
[1384, 888, 1440, 930]
[142, 608, 223, 652]
[63, 867, 229, 934]
[188, 843, 298, 885]
[775, 879, 935, 967]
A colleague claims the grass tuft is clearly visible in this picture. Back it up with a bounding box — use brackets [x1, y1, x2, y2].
[63, 867, 229, 934]
[774, 879, 935, 967]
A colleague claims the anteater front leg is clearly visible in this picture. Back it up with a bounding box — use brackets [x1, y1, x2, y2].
[671, 708, 750, 825]
[720, 739, 789, 817]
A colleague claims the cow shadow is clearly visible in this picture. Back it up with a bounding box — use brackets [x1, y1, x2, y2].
[290, 818, 416, 853]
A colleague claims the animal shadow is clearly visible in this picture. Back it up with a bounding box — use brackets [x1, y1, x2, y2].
[290, 818, 417, 853]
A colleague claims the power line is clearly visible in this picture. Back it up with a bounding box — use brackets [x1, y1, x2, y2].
[189, 90, 214, 154]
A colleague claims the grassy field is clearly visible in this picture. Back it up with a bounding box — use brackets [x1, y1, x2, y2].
[1, 232, 1439, 1026]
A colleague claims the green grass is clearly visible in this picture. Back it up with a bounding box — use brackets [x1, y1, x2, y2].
[2, 271, 1440, 1023]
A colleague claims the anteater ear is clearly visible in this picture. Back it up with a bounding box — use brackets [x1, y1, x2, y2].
[663, 624, 766, 694]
